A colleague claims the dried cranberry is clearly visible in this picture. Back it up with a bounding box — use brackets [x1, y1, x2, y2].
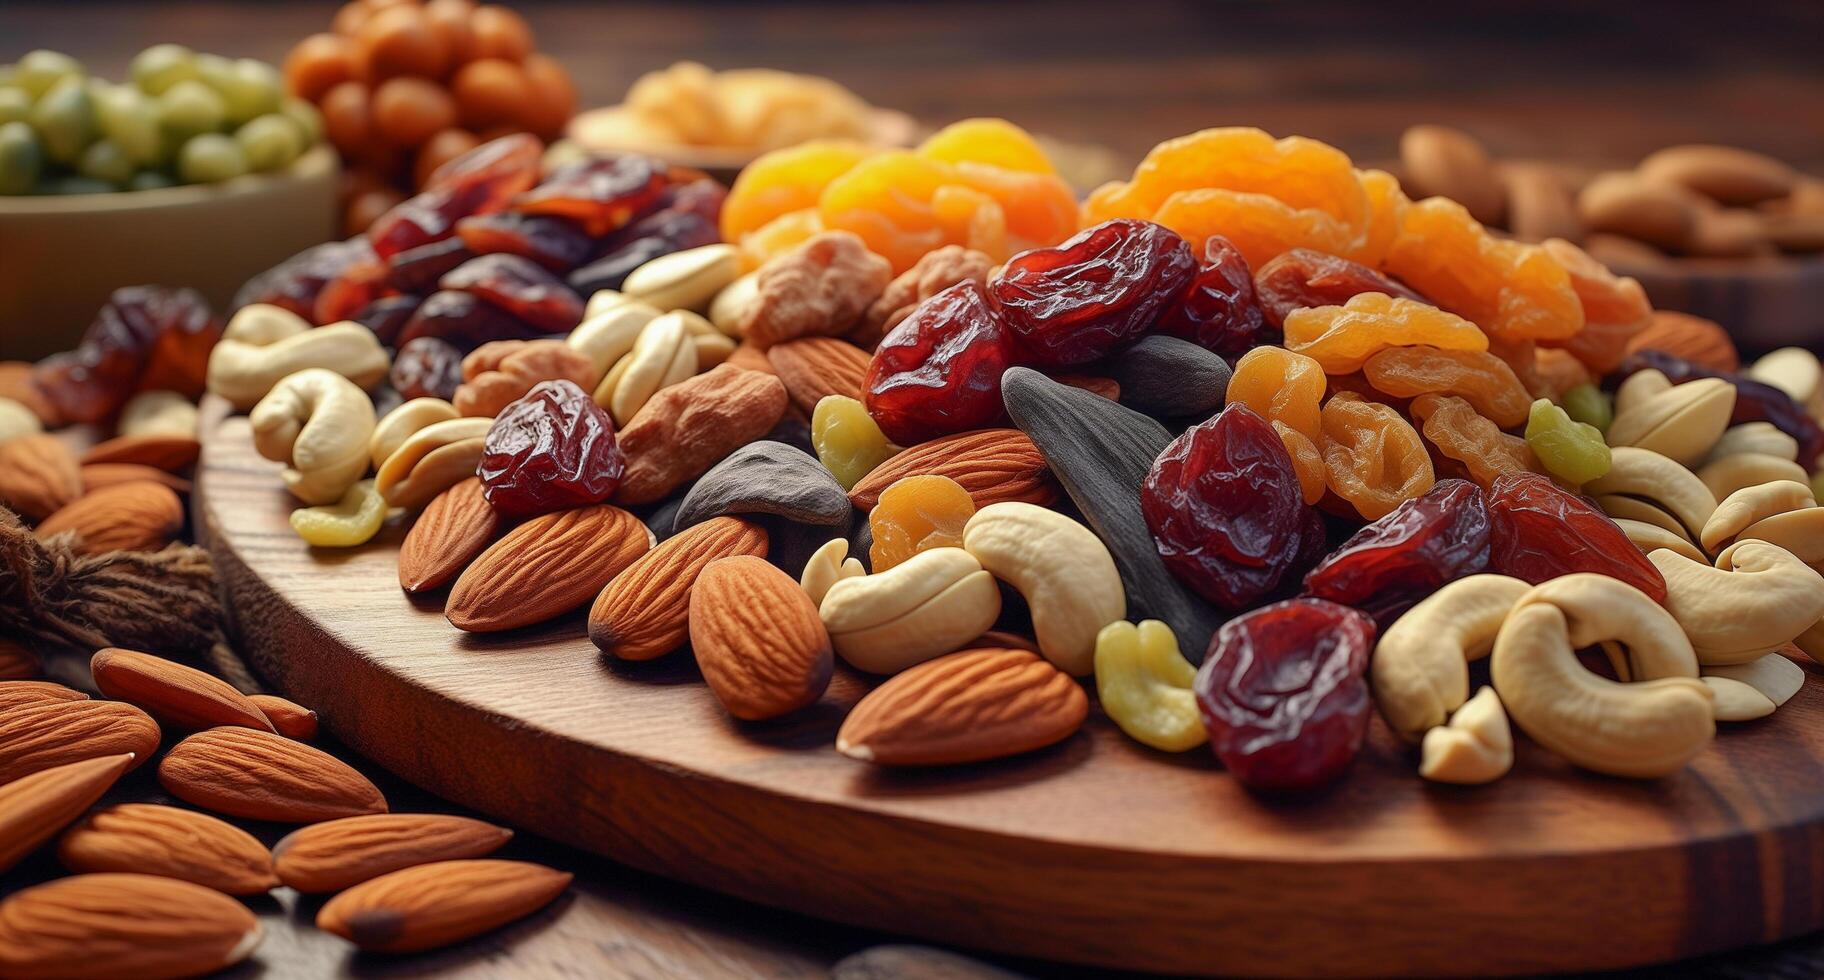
[987, 218, 1195, 368]
[1612, 349, 1824, 468]
[456, 212, 594, 272]
[390, 336, 464, 401]
[423, 134, 543, 213]
[354, 294, 422, 347]
[1485, 472, 1668, 601]
[35, 286, 219, 423]
[1254, 249, 1429, 329]
[387, 237, 477, 295]
[864, 280, 1015, 444]
[313, 259, 392, 325]
[479, 379, 625, 518]
[515, 154, 668, 236]
[1303, 479, 1490, 625]
[439, 254, 583, 332]
[1141, 404, 1324, 609]
[1156, 235, 1270, 356]
[1194, 597, 1376, 793]
[396, 290, 544, 350]
[233, 238, 373, 320]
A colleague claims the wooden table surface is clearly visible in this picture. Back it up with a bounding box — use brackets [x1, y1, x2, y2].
[6, 2, 1824, 977]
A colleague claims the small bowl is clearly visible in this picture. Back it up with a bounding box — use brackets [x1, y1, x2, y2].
[565, 105, 919, 184]
[1603, 253, 1824, 353]
[0, 145, 340, 360]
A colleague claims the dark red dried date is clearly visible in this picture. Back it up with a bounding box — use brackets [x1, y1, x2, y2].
[456, 212, 594, 272]
[368, 187, 465, 261]
[1612, 349, 1824, 468]
[1485, 471, 1668, 601]
[1254, 248, 1428, 329]
[396, 290, 544, 350]
[569, 180, 724, 294]
[233, 238, 373, 320]
[479, 379, 625, 518]
[864, 280, 1015, 445]
[439, 254, 584, 332]
[34, 285, 220, 423]
[1194, 597, 1376, 793]
[987, 218, 1195, 368]
[390, 336, 464, 401]
[1303, 479, 1490, 625]
[313, 259, 392, 326]
[1156, 235, 1271, 356]
[354, 294, 423, 347]
[387, 237, 477, 295]
[514, 154, 668, 237]
[1141, 404, 1324, 609]
[423, 133, 542, 213]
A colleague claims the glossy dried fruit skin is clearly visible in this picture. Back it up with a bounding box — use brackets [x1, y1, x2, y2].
[864, 280, 1015, 445]
[386, 237, 477, 296]
[868, 475, 976, 571]
[1615, 350, 1824, 469]
[1253, 248, 1425, 329]
[234, 238, 372, 321]
[1141, 405, 1324, 609]
[1525, 398, 1611, 485]
[1193, 597, 1376, 793]
[441, 254, 584, 333]
[987, 219, 1195, 368]
[1154, 234, 1268, 356]
[569, 188, 724, 296]
[1303, 479, 1490, 624]
[34, 287, 220, 424]
[1485, 471, 1667, 601]
[1319, 392, 1436, 521]
[390, 336, 464, 401]
[1383, 197, 1584, 344]
[1228, 348, 1329, 502]
[720, 139, 874, 243]
[396, 290, 544, 350]
[424, 134, 543, 213]
[355, 295, 423, 347]
[514, 153, 668, 236]
[811, 395, 895, 490]
[456, 212, 594, 271]
[1411, 393, 1538, 489]
[1362, 346, 1532, 428]
[313, 259, 392, 326]
[479, 380, 624, 518]
[1284, 292, 1487, 375]
[861, 245, 995, 344]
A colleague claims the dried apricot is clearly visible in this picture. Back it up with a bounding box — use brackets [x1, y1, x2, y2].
[1346, 168, 1410, 268]
[868, 474, 976, 571]
[1361, 346, 1532, 428]
[1319, 392, 1435, 520]
[1410, 394, 1538, 489]
[917, 117, 1055, 174]
[1283, 292, 1488, 374]
[1383, 198, 1584, 343]
[1539, 238, 1650, 373]
[1085, 128, 1369, 234]
[720, 139, 872, 243]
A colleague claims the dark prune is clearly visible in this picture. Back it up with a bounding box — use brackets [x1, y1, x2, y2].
[1156, 235, 1271, 356]
[233, 238, 374, 320]
[387, 237, 477, 295]
[313, 260, 392, 325]
[390, 336, 464, 401]
[479, 379, 625, 518]
[456, 212, 594, 272]
[354, 294, 423, 347]
[1303, 478, 1490, 625]
[439, 254, 584, 332]
[987, 218, 1195, 368]
[423, 133, 543, 213]
[568, 237, 676, 296]
[864, 280, 1015, 445]
[1485, 471, 1667, 601]
[396, 290, 544, 350]
[1612, 349, 1824, 468]
[1254, 248, 1428, 329]
[514, 154, 668, 236]
[568, 185, 724, 294]
[1141, 404, 1324, 609]
[1194, 597, 1376, 793]
[34, 286, 219, 423]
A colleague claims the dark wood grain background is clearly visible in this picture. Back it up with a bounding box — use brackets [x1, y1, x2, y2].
[5, 2, 1824, 977]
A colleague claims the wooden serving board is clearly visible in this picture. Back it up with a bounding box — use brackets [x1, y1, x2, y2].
[193, 398, 1824, 979]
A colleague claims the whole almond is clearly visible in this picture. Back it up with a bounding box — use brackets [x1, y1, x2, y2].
[1578, 171, 1703, 251]
[849, 428, 1056, 510]
[0, 699, 159, 784]
[80, 433, 202, 472]
[58, 803, 280, 895]
[398, 476, 501, 593]
[36, 480, 184, 556]
[1626, 310, 1741, 372]
[274, 813, 514, 893]
[615, 363, 789, 505]
[250, 693, 319, 740]
[1638, 144, 1796, 207]
[1400, 124, 1506, 227]
[725, 342, 776, 375]
[91, 647, 274, 732]
[0, 753, 135, 874]
[589, 516, 770, 660]
[836, 647, 1088, 765]
[690, 555, 833, 720]
[158, 726, 387, 822]
[0, 640, 42, 681]
[0, 680, 89, 711]
[448, 504, 651, 632]
[1502, 162, 1583, 243]
[0, 433, 82, 520]
[766, 337, 872, 414]
[0, 872, 262, 978]
[316, 859, 572, 953]
[79, 462, 194, 495]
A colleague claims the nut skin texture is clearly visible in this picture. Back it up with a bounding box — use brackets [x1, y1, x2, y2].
[1093, 620, 1205, 752]
[690, 555, 833, 720]
[158, 727, 387, 823]
[448, 504, 651, 633]
[57, 803, 280, 895]
[274, 814, 514, 894]
[0, 873, 263, 979]
[590, 517, 770, 661]
[740, 230, 892, 348]
[0, 433, 83, 521]
[0, 754, 135, 877]
[1371, 574, 1533, 743]
[90, 647, 275, 733]
[847, 428, 1054, 510]
[0, 700, 160, 785]
[78, 434, 202, 473]
[1655, 541, 1824, 665]
[820, 547, 1003, 675]
[251, 368, 378, 506]
[249, 694, 319, 740]
[315, 859, 572, 954]
[0, 681, 88, 711]
[35, 480, 185, 556]
[397, 477, 500, 594]
[767, 337, 872, 414]
[453, 339, 598, 418]
[614, 364, 790, 505]
[836, 648, 1088, 766]
[962, 502, 1126, 677]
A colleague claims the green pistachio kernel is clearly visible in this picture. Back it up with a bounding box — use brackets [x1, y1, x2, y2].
[1526, 398, 1611, 486]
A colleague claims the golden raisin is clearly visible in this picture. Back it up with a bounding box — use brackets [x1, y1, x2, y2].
[1282, 292, 1488, 374]
[867, 474, 976, 571]
[1227, 347, 1329, 503]
[1319, 392, 1435, 520]
[1410, 393, 1539, 489]
[1360, 346, 1532, 428]
[812, 395, 896, 490]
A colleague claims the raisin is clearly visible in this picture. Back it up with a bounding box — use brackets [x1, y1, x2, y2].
[439, 254, 584, 333]
[812, 394, 896, 490]
[313, 259, 393, 326]
[1193, 597, 1376, 793]
[233, 238, 373, 320]
[456, 212, 594, 272]
[35, 286, 219, 423]
[1410, 394, 1538, 489]
[354, 294, 423, 347]
[478, 379, 625, 518]
[1485, 471, 1667, 601]
[1361, 346, 1532, 428]
[1284, 292, 1488, 375]
[1318, 392, 1435, 521]
[868, 474, 977, 571]
[390, 336, 465, 401]
[986, 218, 1195, 368]
[1141, 404, 1325, 609]
[864, 280, 1015, 445]
[1156, 234, 1271, 356]
[396, 290, 544, 351]
[1227, 349, 1328, 501]
[514, 154, 669, 237]
[387, 237, 477, 295]
[1613, 350, 1824, 469]
[1253, 248, 1426, 329]
[1303, 479, 1490, 625]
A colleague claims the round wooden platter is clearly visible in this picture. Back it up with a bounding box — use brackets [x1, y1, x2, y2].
[193, 398, 1824, 979]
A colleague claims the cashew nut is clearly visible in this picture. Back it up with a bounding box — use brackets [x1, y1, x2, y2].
[708, 271, 760, 338]
[1652, 542, 1824, 664]
[595, 312, 699, 426]
[1585, 447, 1718, 539]
[621, 243, 740, 313]
[1596, 493, 1698, 545]
[206, 304, 389, 410]
[1747, 347, 1824, 419]
[290, 479, 388, 548]
[1614, 518, 1707, 563]
[1418, 687, 1513, 785]
[1614, 368, 1672, 416]
[566, 298, 661, 377]
[0, 398, 43, 444]
[369, 398, 460, 469]
[962, 502, 1126, 676]
[584, 289, 630, 319]
[1371, 574, 1532, 742]
[1697, 452, 1809, 503]
[800, 537, 864, 606]
[118, 390, 198, 438]
[1701, 480, 1815, 553]
[1491, 586, 1713, 778]
[1094, 620, 1205, 752]
[374, 416, 491, 510]
[1701, 652, 1806, 722]
[819, 547, 1001, 674]
[1604, 377, 1734, 465]
[1702, 422, 1798, 465]
[1723, 507, 1824, 566]
[1519, 574, 1700, 679]
[250, 369, 377, 505]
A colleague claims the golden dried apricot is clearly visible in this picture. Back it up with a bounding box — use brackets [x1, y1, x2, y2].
[720, 139, 873, 243]
[1383, 197, 1584, 343]
[868, 474, 977, 571]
